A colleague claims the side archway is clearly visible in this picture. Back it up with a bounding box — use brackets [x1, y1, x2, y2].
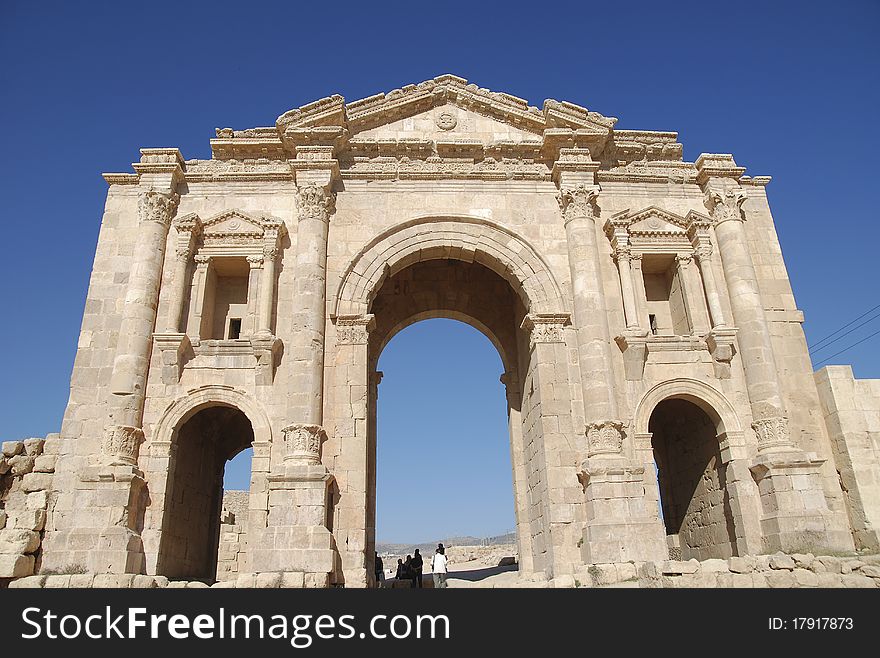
[147, 386, 273, 580]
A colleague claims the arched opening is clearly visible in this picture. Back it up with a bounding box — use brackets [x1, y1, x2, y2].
[156, 405, 254, 581]
[649, 398, 737, 560]
[365, 257, 529, 585]
[375, 319, 516, 581]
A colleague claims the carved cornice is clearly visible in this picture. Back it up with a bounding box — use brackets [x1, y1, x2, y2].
[138, 189, 179, 227]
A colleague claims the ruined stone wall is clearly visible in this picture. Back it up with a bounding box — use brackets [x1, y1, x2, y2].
[0, 436, 56, 579]
[217, 490, 249, 582]
[814, 366, 880, 549]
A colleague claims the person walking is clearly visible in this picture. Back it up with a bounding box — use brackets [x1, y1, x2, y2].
[431, 547, 449, 588]
[374, 552, 384, 588]
[411, 549, 424, 588]
[395, 558, 406, 580]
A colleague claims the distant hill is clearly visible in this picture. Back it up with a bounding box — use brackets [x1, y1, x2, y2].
[377, 531, 516, 556]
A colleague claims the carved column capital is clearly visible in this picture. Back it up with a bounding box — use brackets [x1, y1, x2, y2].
[752, 416, 794, 452]
[281, 423, 327, 465]
[138, 189, 180, 227]
[335, 314, 375, 345]
[262, 245, 279, 261]
[101, 424, 144, 467]
[675, 253, 693, 266]
[296, 182, 336, 222]
[246, 255, 264, 268]
[556, 185, 600, 225]
[520, 313, 571, 349]
[194, 254, 211, 266]
[586, 419, 626, 457]
[704, 189, 746, 226]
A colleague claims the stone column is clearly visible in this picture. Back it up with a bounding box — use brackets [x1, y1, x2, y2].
[631, 253, 650, 329]
[705, 183, 853, 553]
[694, 245, 727, 329]
[615, 248, 640, 331]
[706, 189, 787, 428]
[108, 189, 179, 413]
[91, 156, 182, 574]
[153, 213, 199, 384]
[675, 254, 711, 335]
[557, 185, 621, 426]
[287, 182, 334, 426]
[557, 185, 666, 564]
[257, 246, 278, 336]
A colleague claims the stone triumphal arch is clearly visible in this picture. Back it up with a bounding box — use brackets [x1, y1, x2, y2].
[3, 75, 880, 587]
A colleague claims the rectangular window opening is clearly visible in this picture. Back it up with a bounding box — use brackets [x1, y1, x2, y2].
[227, 318, 242, 340]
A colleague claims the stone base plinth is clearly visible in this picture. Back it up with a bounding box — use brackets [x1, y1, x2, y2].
[751, 450, 855, 554]
[249, 463, 336, 577]
[580, 457, 668, 564]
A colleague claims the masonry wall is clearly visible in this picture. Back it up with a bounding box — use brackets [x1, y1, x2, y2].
[814, 366, 880, 549]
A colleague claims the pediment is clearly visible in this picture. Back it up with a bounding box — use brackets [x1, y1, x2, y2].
[353, 102, 541, 143]
[275, 74, 616, 140]
[202, 210, 268, 237]
[612, 206, 690, 235]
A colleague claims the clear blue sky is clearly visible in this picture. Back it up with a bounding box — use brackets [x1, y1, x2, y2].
[2, 1, 878, 541]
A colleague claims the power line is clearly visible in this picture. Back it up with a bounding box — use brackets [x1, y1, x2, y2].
[809, 310, 880, 355]
[809, 302, 880, 353]
[814, 327, 880, 368]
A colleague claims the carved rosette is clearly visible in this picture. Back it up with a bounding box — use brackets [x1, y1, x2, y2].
[281, 423, 327, 465]
[521, 314, 570, 349]
[586, 420, 625, 457]
[296, 183, 336, 222]
[335, 314, 375, 346]
[101, 424, 145, 466]
[556, 185, 600, 224]
[138, 189, 180, 227]
[752, 416, 792, 451]
[704, 189, 746, 225]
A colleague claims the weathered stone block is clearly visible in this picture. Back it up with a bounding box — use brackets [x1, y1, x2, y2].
[2, 441, 23, 457]
[841, 573, 875, 588]
[0, 554, 35, 578]
[768, 554, 795, 570]
[729, 556, 755, 574]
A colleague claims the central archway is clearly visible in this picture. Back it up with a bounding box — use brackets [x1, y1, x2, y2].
[327, 217, 575, 587]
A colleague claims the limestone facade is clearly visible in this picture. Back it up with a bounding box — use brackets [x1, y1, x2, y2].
[2, 75, 879, 587]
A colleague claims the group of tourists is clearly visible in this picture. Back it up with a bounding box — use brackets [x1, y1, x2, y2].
[374, 543, 449, 588]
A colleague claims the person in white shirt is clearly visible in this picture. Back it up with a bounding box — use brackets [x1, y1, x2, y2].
[431, 547, 449, 588]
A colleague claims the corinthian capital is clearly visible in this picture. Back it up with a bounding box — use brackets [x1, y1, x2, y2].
[296, 183, 336, 222]
[138, 189, 180, 227]
[585, 419, 625, 457]
[282, 423, 327, 465]
[704, 189, 746, 225]
[557, 185, 600, 224]
[101, 424, 144, 466]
